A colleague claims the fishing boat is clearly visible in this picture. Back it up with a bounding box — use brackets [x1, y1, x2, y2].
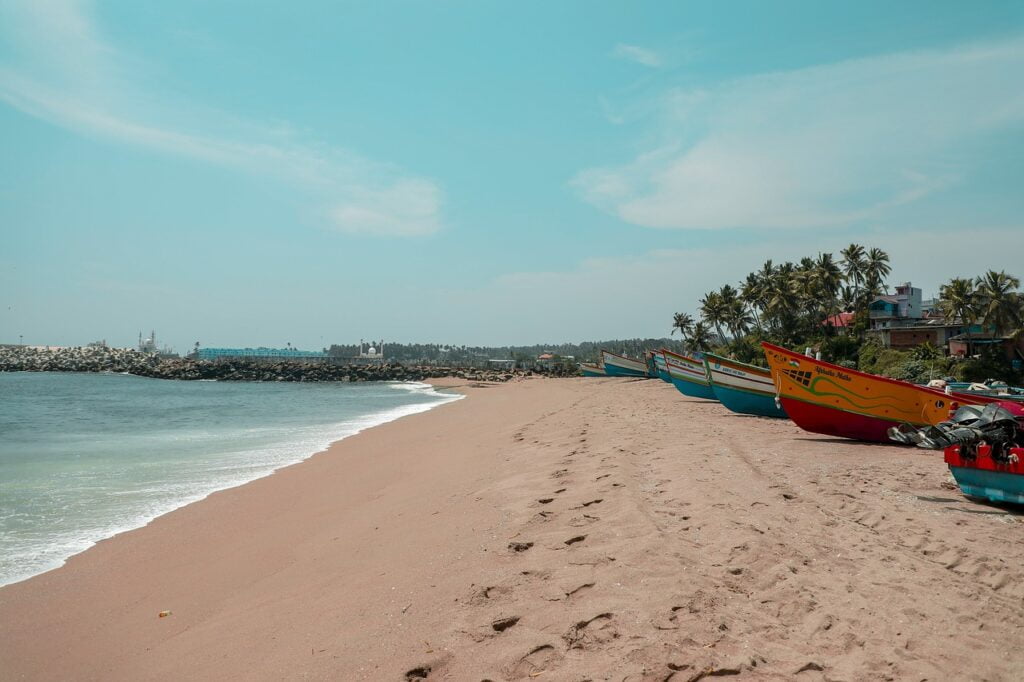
[663, 349, 716, 400]
[600, 350, 648, 378]
[946, 443, 1024, 504]
[944, 380, 1024, 402]
[762, 342, 998, 443]
[891, 401, 1024, 505]
[704, 352, 787, 418]
[579, 362, 606, 377]
[653, 350, 672, 383]
[645, 351, 659, 378]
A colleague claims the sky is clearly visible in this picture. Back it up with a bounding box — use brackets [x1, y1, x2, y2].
[2, 0, 1023, 352]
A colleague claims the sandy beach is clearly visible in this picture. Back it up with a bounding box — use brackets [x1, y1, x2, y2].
[2, 377, 1023, 681]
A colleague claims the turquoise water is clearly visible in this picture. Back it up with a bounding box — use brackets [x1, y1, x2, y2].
[0, 372, 461, 586]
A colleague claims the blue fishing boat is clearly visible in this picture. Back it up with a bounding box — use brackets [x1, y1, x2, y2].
[580, 362, 606, 377]
[653, 350, 672, 383]
[943, 381, 1024, 402]
[946, 443, 1024, 504]
[663, 349, 716, 400]
[600, 350, 648, 378]
[704, 352, 787, 418]
[645, 351, 658, 379]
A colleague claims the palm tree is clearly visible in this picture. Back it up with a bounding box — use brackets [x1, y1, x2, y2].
[975, 270, 1022, 337]
[718, 284, 741, 338]
[864, 247, 891, 295]
[671, 312, 694, 339]
[790, 263, 819, 327]
[699, 291, 728, 344]
[839, 285, 857, 312]
[840, 243, 866, 296]
[939, 277, 979, 356]
[688, 322, 713, 352]
[724, 299, 753, 340]
[764, 262, 798, 337]
[814, 252, 843, 327]
[740, 272, 765, 332]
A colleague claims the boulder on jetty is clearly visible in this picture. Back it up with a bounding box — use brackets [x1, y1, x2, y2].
[0, 346, 572, 382]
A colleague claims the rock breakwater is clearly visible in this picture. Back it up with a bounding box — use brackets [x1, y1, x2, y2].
[0, 346, 568, 382]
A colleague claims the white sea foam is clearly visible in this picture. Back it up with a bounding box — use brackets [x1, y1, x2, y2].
[0, 380, 464, 587]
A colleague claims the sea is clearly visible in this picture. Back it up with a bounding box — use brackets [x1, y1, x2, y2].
[0, 372, 462, 587]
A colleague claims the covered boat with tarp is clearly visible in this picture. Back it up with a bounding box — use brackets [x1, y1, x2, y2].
[762, 342, 999, 443]
[705, 352, 786, 418]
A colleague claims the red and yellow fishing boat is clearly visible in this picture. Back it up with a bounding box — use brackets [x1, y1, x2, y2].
[761, 342, 998, 443]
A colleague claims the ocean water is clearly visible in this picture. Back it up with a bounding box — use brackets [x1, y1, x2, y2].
[0, 372, 462, 586]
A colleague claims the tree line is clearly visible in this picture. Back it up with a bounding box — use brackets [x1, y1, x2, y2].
[326, 339, 683, 366]
[670, 243, 1023, 379]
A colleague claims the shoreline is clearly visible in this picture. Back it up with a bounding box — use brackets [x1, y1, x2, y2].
[3, 377, 1023, 680]
[0, 377, 465, 589]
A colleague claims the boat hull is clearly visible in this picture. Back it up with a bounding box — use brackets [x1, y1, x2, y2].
[705, 353, 787, 418]
[778, 396, 901, 442]
[945, 445, 1024, 505]
[604, 365, 644, 377]
[663, 349, 716, 400]
[714, 385, 787, 418]
[653, 352, 672, 384]
[949, 468, 1024, 505]
[761, 342, 996, 443]
[580, 364, 606, 377]
[601, 351, 647, 378]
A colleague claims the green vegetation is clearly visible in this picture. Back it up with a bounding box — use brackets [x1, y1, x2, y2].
[326, 339, 684, 367]
[671, 244, 1024, 383]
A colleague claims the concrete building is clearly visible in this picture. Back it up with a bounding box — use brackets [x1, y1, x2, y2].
[864, 281, 968, 352]
[870, 321, 964, 351]
[868, 282, 923, 329]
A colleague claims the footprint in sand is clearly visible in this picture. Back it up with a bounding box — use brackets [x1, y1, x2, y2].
[565, 582, 594, 599]
[471, 584, 512, 604]
[564, 535, 586, 546]
[404, 665, 431, 680]
[491, 616, 520, 633]
[563, 612, 615, 649]
[509, 541, 534, 553]
[509, 645, 562, 678]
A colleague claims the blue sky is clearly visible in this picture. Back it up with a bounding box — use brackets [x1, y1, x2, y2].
[2, 1, 1023, 351]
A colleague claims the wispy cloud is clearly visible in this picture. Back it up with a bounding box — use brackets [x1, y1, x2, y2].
[0, 2, 444, 237]
[577, 37, 1024, 230]
[612, 43, 662, 68]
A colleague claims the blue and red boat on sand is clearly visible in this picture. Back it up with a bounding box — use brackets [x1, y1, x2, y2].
[889, 400, 1024, 506]
[945, 442, 1024, 505]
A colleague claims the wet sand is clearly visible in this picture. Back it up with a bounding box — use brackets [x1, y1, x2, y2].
[2, 377, 1023, 680]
